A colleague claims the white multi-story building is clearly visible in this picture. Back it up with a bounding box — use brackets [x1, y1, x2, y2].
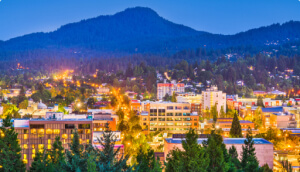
[201, 86, 226, 114]
[157, 82, 184, 100]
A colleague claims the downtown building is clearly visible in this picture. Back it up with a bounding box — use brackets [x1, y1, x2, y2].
[140, 102, 199, 134]
[1, 112, 119, 169]
[201, 86, 226, 116]
[157, 82, 184, 100]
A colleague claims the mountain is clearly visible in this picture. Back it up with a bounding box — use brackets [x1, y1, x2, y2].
[0, 7, 300, 60]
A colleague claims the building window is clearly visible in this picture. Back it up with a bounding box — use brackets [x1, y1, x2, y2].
[167, 106, 174, 110]
[65, 124, 75, 129]
[175, 113, 182, 116]
[78, 124, 91, 129]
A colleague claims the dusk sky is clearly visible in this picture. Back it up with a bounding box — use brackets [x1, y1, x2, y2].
[0, 0, 300, 40]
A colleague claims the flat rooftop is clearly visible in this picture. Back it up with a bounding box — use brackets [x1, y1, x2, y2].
[261, 107, 283, 113]
[165, 138, 272, 145]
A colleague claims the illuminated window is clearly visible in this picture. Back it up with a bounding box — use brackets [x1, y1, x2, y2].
[31, 129, 37, 134]
[71, 134, 74, 139]
[24, 144, 28, 149]
[54, 129, 60, 134]
[32, 154, 35, 159]
[62, 134, 68, 139]
[48, 139, 51, 144]
[79, 139, 82, 144]
[48, 145, 51, 149]
[24, 134, 28, 139]
[38, 144, 44, 150]
[38, 129, 44, 135]
[23, 154, 28, 164]
[87, 139, 89, 144]
[32, 144, 35, 149]
[46, 129, 53, 134]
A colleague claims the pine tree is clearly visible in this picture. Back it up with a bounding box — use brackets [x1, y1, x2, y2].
[64, 128, 87, 172]
[229, 112, 243, 138]
[203, 131, 229, 172]
[95, 123, 133, 172]
[87, 153, 97, 172]
[171, 92, 177, 102]
[241, 129, 259, 171]
[257, 96, 264, 107]
[165, 129, 209, 172]
[0, 115, 26, 171]
[220, 106, 226, 118]
[30, 151, 54, 172]
[211, 105, 218, 123]
[136, 148, 162, 172]
[229, 145, 241, 169]
[49, 136, 65, 170]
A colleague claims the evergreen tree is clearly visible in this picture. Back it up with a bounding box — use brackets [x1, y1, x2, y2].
[241, 129, 259, 172]
[64, 128, 87, 172]
[220, 106, 226, 118]
[230, 112, 243, 138]
[171, 92, 177, 102]
[257, 96, 264, 107]
[203, 131, 229, 172]
[94, 123, 133, 172]
[49, 136, 65, 170]
[165, 129, 209, 172]
[87, 153, 97, 172]
[211, 105, 218, 123]
[0, 115, 26, 171]
[30, 151, 54, 172]
[136, 148, 162, 172]
[229, 145, 241, 169]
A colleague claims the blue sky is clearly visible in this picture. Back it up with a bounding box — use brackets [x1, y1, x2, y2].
[0, 0, 300, 40]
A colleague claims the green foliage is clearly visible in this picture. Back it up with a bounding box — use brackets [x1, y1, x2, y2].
[229, 112, 243, 138]
[229, 145, 241, 170]
[203, 131, 229, 172]
[211, 105, 218, 123]
[31, 89, 51, 103]
[257, 96, 264, 107]
[57, 104, 69, 114]
[165, 129, 209, 172]
[163, 93, 171, 101]
[1, 103, 21, 119]
[64, 128, 87, 172]
[19, 99, 28, 109]
[93, 123, 134, 172]
[49, 136, 66, 170]
[30, 151, 54, 172]
[171, 92, 177, 102]
[220, 106, 226, 118]
[87, 97, 96, 109]
[241, 129, 259, 172]
[136, 148, 162, 172]
[0, 115, 26, 171]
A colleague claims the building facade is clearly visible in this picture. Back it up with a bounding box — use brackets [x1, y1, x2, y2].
[141, 102, 199, 134]
[201, 86, 226, 115]
[157, 83, 184, 100]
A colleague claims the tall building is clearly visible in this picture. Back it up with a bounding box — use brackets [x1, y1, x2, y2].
[157, 82, 184, 100]
[140, 102, 199, 134]
[4, 112, 118, 169]
[201, 86, 226, 116]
